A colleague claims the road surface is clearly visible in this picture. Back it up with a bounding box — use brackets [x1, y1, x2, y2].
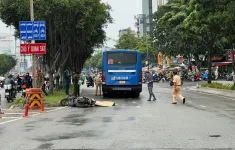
[0, 82, 235, 149]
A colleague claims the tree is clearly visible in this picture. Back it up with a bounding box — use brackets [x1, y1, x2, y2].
[184, 0, 233, 83]
[135, 36, 157, 66]
[84, 51, 103, 69]
[115, 28, 157, 66]
[0, 54, 17, 75]
[0, 0, 112, 92]
[115, 28, 139, 49]
[153, 0, 235, 83]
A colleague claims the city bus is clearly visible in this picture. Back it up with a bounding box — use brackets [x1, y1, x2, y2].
[101, 49, 142, 97]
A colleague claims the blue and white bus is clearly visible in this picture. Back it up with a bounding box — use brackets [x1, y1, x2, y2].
[101, 50, 142, 97]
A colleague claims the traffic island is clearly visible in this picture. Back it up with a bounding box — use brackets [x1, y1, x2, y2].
[12, 90, 67, 109]
[188, 83, 235, 99]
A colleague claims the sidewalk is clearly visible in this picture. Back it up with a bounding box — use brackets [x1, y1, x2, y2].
[188, 86, 235, 99]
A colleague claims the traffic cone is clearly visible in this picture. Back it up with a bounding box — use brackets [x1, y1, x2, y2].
[23, 99, 29, 118]
[41, 97, 45, 113]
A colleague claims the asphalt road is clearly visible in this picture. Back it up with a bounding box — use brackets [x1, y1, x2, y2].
[0, 83, 235, 149]
[0, 88, 22, 109]
[0, 88, 13, 110]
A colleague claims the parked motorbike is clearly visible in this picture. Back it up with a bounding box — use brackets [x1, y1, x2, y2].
[226, 74, 233, 81]
[45, 81, 50, 92]
[21, 84, 27, 98]
[86, 81, 94, 87]
[161, 75, 170, 82]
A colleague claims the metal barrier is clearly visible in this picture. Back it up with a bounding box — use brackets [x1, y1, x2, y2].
[23, 88, 44, 117]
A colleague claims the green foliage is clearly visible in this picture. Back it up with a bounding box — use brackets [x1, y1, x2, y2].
[115, 28, 139, 49]
[0, 0, 112, 73]
[13, 89, 67, 108]
[84, 51, 102, 69]
[202, 82, 233, 90]
[115, 28, 157, 65]
[0, 54, 16, 75]
[153, 0, 235, 83]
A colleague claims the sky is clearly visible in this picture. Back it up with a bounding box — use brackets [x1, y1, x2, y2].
[101, 0, 142, 47]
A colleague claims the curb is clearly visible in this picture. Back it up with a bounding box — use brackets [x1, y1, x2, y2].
[187, 87, 235, 100]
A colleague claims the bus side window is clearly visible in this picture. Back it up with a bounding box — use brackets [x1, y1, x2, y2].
[108, 59, 113, 64]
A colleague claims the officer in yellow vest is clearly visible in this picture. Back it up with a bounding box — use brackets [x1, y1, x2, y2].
[171, 69, 185, 104]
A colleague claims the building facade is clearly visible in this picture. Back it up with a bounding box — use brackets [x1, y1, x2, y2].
[119, 29, 137, 37]
[136, 0, 168, 37]
[152, 0, 168, 13]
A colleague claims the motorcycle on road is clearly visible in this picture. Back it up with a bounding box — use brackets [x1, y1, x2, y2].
[4, 84, 16, 103]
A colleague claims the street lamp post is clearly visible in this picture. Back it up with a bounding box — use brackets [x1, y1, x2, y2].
[30, 0, 37, 88]
[143, 14, 150, 71]
[146, 35, 149, 71]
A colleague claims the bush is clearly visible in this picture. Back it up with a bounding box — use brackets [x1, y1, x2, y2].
[13, 89, 68, 108]
[202, 82, 233, 90]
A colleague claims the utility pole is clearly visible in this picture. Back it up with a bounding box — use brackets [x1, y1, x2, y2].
[232, 44, 235, 87]
[30, 0, 37, 88]
[143, 14, 150, 71]
[146, 35, 149, 71]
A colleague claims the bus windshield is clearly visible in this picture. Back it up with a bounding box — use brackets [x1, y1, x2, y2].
[107, 52, 137, 65]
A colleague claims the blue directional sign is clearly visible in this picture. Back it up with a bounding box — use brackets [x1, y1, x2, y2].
[20, 21, 46, 41]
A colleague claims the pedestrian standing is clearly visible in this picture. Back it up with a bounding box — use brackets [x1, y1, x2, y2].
[72, 72, 80, 97]
[95, 74, 102, 96]
[146, 71, 156, 101]
[171, 69, 185, 104]
[36, 70, 48, 96]
[26, 73, 32, 88]
[64, 68, 71, 96]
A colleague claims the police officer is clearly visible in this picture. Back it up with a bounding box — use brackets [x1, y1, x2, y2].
[171, 69, 185, 104]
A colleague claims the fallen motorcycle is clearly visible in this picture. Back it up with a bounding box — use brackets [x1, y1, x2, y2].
[60, 96, 96, 107]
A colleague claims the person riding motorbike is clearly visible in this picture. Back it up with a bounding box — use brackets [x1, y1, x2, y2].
[21, 74, 28, 97]
[87, 75, 94, 86]
[16, 75, 22, 92]
[4, 74, 16, 98]
[26, 73, 32, 88]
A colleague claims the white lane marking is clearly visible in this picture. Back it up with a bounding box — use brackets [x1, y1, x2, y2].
[4, 113, 24, 115]
[0, 118, 23, 125]
[45, 107, 66, 113]
[136, 106, 140, 108]
[132, 101, 136, 104]
[0, 107, 66, 125]
[199, 105, 206, 108]
[2, 117, 21, 119]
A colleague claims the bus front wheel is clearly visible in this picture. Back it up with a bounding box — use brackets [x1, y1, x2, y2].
[132, 93, 140, 98]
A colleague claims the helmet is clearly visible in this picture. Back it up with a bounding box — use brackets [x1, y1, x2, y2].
[8, 74, 13, 78]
